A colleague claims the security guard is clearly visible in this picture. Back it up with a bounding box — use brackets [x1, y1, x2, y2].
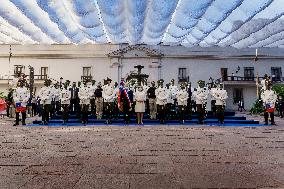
[211, 83, 228, 124]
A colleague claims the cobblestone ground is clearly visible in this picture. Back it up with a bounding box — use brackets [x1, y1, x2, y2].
[0, 114, 283, 189]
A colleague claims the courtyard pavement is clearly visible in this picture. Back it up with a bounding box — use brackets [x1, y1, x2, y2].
[0, 113, 283, 189]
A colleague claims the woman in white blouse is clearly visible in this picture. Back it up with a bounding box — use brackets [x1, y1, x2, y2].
[134, 86, 146, 124]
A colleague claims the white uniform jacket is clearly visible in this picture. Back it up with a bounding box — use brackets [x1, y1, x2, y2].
[102, 84, 116, 103]
[193, 87, 208, 105]
[39, 86, 52, 105]
[261, 90, 277, 108]
[211, 88, 228, 106]
[155, 87, 168, 106]
[13, 87, 30, 107]
[176, 89, 189, 106]
[79, 86, 91, 105]
[60, 89, 71, 105]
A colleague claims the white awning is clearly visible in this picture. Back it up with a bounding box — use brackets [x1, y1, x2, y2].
[0, 0, 283, 48]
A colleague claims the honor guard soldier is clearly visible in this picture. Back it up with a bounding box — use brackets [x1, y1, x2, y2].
[193, 80, 208, 124]
[117, 80, 132, 124]
[95, 82, 103, 120]
[13, 80, 30, 126]
[209, 84, 217, 116]
[147, 81, 157, 119]
[39, 79, 53, 125]
[156, 79, 168, 124]
[176, 83, 189, 124]
[102, 78, 116, 124]
[51, 82, 60, 116]
[79, 82, 91, 125]
[211, 83, 228, 124]
[54, 83, 61, 113]
[166, 83, 173, 119]
[261, 79, 277, 125]
[169, 79, 178, 105]
[60, 82, 71, 125]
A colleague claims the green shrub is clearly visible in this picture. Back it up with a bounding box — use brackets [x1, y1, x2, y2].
[272, 84, 284, 97]
[250, 99, 263, 114]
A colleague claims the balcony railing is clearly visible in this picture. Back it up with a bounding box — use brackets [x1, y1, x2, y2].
[81, 76, 93, 82]
[223, 76, 283, 82]
[178, 76, 189, 83]
[0, 74, 48, 81]
[35, 75, 48, 80]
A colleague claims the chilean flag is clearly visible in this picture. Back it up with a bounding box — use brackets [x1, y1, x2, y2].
[265, 103, 275, 113]
[0, 99, 6, 112]
[15, 102, 26, 113]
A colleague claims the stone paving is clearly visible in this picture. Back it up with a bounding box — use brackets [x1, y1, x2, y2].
[0, 114, 283, 189]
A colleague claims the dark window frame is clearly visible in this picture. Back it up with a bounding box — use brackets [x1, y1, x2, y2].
[83, 67, 92, 77]
[14, 65, 25, 76]
[271, 67, 282, 81]
[233, 88, 243, 104]
[244, 67, 254, 80]
[178, 68, 187, 79]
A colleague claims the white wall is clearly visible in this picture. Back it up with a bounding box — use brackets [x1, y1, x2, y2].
[0, 44, 283, 111]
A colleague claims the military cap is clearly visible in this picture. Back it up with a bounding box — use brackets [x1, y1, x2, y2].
[158, 79, 164, 84]
[197, 80, 205, 84]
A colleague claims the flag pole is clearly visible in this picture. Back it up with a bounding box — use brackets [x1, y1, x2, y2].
[254, 48, 259, 98]
[7, 45, 12, 88]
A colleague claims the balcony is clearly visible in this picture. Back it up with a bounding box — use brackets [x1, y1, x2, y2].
[0, 74, 48, 81]
[222, 76, 283, 86]
[178, 76, 189, 83]
[81, 76, 93, 82]
[0, 74, 48, 86]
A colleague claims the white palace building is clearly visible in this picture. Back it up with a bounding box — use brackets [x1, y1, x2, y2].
[0, 44, 283, 111]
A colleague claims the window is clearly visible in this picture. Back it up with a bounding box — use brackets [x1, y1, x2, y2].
[271, 67, 282, 81]
[220, 68, 228, 81]
[41, 67, 48, 75]
[83, 67, 92, 76]
[178, 68, 187, 82]
[244, 67, 254, 80]
[233, 88, 243, 104]
[39, 67, 48, 80]
[178, 68, 187, 79]
[14, 65, 25, 76]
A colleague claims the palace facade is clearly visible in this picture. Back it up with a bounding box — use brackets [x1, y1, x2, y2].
[0, 44, 283, 111]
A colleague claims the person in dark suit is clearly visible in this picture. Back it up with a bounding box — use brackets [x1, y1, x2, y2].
[69, 82, 79, 115]
[186, 82, 192, 120]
